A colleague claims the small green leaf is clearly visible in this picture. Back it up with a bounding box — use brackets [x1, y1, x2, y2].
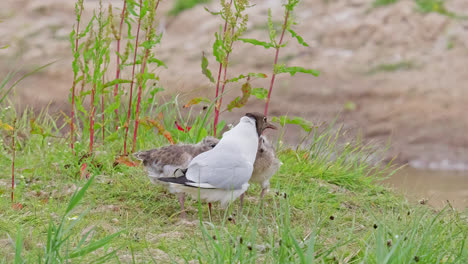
[213, 32, 226, 63]
[344, 101, 357, 111]
[226, 72, 267, 83]
[204, 7, 220, 15]
[184, 97, 211, 108]
[239, 38, 274, 49]
[201, 53, 215, 83]
[288, 29, 309, 47]
[271, 115, 314, 132]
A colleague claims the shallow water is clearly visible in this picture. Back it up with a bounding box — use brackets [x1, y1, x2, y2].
[385, 167, 468, 210]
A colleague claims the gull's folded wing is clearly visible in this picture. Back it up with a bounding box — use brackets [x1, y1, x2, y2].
[186, 150, 253, 190]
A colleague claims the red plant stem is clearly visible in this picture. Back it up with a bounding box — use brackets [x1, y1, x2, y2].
[217, 52, 230, 111]
[71, 10, 83, 154]
[132, 0, 160, 153]
[123, 0, 142, 154]
[90, 84, 97, 153]
[213, 0, 233, 137]
[11, 120, 16, 203]
[114, 1, 127, 131]
[132, 49, 149, 153]
[265, 9, 290, 117]
[101, 88, 105, 141]
[212, 64, 224, 137]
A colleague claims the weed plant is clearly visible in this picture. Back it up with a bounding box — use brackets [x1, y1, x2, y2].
[0, 0, 466, 263]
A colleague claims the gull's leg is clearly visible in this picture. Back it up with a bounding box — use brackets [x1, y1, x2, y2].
[208, 202, 212, 216]
[178, 193, 186, 219]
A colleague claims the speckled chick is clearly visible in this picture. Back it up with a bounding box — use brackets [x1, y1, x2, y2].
[251, 135, 282, 197]
[134, 137, 219, 218]
[134, 136, 219, 184]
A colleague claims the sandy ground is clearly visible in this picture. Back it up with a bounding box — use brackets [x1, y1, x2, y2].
[1, 0, 467, 170]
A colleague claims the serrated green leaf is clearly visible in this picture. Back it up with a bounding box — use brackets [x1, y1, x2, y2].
[238, 38, 274, 49]
[103, 98, 121, 115]
[75, 99, 88, 115]
[72, 60, 80, 76]
[213, 32, 226, 63]
[80, 15, 95, 38]
[288, 29, 309, 47]
[227, 82, 252, 111]
[285, 0, 300, 11]
[201, 53, 215, 83]
[146, 57, 167, 68]
[69, 28, 76, 49]
[275, 65, 320, 77]
[136, 72, 157, 81]
[140, 34, 162, 50]
[252, 88, 269, 100]
[268, 9, 277, 45]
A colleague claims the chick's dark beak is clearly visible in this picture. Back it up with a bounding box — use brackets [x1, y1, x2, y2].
[263, 122, 277, 131]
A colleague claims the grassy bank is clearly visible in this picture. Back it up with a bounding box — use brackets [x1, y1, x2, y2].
[1, 0, 466, 262]
[0, 108, 466, 263]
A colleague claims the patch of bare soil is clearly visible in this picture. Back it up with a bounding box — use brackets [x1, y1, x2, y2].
[1, 0, 467, 169]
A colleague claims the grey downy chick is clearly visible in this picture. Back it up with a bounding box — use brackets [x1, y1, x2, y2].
[240, 135, 282, 209]
[133, 136, 219, 218]
[134, 136, 219, 183]
[251, 135, 282, 195]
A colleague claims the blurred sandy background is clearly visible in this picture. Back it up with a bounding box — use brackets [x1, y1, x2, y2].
[1, 0, 467, 170]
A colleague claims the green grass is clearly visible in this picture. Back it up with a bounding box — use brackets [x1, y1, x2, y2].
[169, 0, 210, 16]
[414, 0, 456, 17]
[371, 0, 467, 19]
[0, 107, 466, 263]
[367, 61, 415, 74]
[372, 0, 399, 8]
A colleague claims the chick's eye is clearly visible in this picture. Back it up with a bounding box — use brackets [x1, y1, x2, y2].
[263, 117, 267, 122]
[210, 144, 216, 148]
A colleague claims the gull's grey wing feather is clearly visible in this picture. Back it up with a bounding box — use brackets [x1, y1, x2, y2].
[186, 150, 253, 190]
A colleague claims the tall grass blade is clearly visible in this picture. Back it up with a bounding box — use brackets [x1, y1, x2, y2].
[68, 231, 122, 258]
[0, 61, 55, 104]
[65, 175, 94, 215]
[14, 227, 23, 264]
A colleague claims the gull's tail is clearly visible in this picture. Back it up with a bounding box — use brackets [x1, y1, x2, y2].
[158, 168, 192, 185]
